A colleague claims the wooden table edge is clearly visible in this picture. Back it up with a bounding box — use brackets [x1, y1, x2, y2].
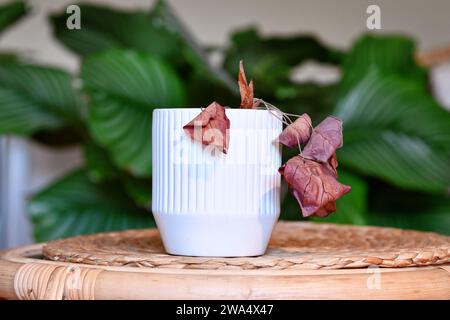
[1, 244, 449, 300]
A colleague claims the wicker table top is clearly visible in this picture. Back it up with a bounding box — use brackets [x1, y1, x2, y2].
[1, 222, 450, 300]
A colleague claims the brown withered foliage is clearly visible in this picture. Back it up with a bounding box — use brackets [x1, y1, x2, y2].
[183, 61, 350, 218]
[302, 116, 343, 163]
[278, 114, 312, 148]
[279, 155, 351, 217]
[279, 116, 350, 217]
[238, 60, 258, 109]
[183, 101, 230, 153]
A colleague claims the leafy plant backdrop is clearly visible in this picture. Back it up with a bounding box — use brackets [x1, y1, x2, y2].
[0, 1, 449, 241]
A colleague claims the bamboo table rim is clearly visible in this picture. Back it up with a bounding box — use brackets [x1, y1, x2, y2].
[1, 222, 450, 300]
[1, 244, 450, 300]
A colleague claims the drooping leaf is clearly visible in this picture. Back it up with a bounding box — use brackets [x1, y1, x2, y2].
[0, 1, 27, 33]
[183, 102, 230, 153]
[279, 153, 341, 221]
[335, 70, 450, 192]
[279, 155, 351, 217]
[82, 49, 186, 177]
[302, 116, 343, 162]
[29, 169, 153, 242]
[312, 170, 368, 225]
[327, 153, 338, 177]
[279, 113, 346, 219]
[0, 63, 86, 135]
[278, 113, 312, 148]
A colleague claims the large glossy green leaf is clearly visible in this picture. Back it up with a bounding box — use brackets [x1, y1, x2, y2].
[82, 49, 186, 177]
[29, 169, 154, 242]
[340, 34, 426, 92]
[335, 70, 450, 192]
[0, 1, 27, 33]
[50, 0, 238, 109]
[50, 4, 178, 59]
[50, 1, 237, 99]
[0, 64, 86, 135]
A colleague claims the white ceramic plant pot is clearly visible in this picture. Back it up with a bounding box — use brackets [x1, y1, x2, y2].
[152, 108, 282, 257]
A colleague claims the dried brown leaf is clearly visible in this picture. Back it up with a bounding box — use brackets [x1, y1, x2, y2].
[302, 116, 343, 163]
[279, 155, 351, 217]
[327, 152, 338, 177]
[278, 114, 312, 148]
[183, 101, 230, 153]
[238, 60, 257, 109]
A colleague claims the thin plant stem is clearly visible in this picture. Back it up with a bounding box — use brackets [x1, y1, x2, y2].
[255, 98, 304, 153]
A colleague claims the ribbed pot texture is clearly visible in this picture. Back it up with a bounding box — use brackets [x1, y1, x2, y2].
[152, 108, 282, 257]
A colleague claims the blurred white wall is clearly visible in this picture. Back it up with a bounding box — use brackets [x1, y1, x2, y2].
[0, 0, 449, 246]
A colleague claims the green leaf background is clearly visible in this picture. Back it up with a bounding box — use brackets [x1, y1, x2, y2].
[0, 0, 27, 33]
[29, 170, 153, 242]
[336, 70, 450, 192]
[82, 49, 186, 177]
[0, 64, 86, 135]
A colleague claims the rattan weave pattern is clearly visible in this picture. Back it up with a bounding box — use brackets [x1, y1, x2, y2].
[43, 222, 450, 270]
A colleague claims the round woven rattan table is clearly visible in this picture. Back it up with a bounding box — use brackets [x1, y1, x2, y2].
[1, 222, 449, 299]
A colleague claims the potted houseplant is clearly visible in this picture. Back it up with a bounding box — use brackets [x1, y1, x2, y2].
[152, 62, 350, 257]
